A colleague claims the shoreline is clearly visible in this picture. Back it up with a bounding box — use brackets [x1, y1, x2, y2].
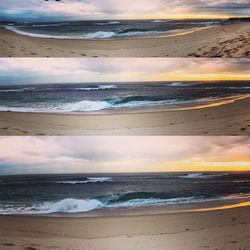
[1, 198, 249, 218]
[0, 94, 248, 115]
[1, 22, 250, 57]
[3, 25, 214, 41]
[0, 95, 249, 135]
[0, 205, 249, 250]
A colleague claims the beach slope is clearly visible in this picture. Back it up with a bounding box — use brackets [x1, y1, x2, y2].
[0, 96, 250, 135]
[0, 206, 249, 250]
[1, 22, 250, 57]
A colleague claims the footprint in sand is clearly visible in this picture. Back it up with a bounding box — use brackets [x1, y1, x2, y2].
[2, 243, 15, 246]
[24, 247, 37, 250]
[230, 240, 238, 244]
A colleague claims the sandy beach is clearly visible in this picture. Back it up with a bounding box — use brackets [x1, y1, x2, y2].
[0, 95, 249, 135]
[1, 22, 250, 57]
[0, 205, 249, 250]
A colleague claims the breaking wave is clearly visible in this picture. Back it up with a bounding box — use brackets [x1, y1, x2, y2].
[96, 21, 120, 25]
[75, 85, 117, 91]
[0, 198, 103, 215]
[0, 94, 220, 113]
[167, 82, 202, 87]
[5, 26, 177, 39]
[57, 177, 112, 185]
[0, 191, 249, 215]
[179, 173, 228, 179]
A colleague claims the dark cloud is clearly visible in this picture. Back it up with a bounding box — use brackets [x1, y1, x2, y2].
[0, 136, 249, 175]
[1, 0, 250, 22]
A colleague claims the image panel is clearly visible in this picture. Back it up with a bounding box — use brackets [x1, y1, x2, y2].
[0, 136, 249, 249]
[1, 0, 250, 57]
[0, 58, 250, 135]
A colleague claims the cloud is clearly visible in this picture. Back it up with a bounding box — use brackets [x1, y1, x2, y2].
[0, 136, 249, 175]
[1, 58, 250, 85]
[1, 0, 250, 21]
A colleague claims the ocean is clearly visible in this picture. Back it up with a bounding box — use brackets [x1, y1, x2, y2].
[0, 81, 250, 113]
[4, 19, 223, 39]
[0, 172, 249, 216]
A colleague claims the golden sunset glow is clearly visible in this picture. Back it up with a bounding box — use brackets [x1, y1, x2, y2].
[1, 0, 249, 22]
[145, 13, 231, 20]
[0, 137, 249, 175]
[2, 58, 250, 85]
[151, 73, 250, 82]
[157, 159, 250, 173]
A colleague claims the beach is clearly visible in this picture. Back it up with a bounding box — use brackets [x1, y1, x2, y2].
[0, 205, 249, 250]
[0, 94, 249, 135]
[1, 22, 250, 57]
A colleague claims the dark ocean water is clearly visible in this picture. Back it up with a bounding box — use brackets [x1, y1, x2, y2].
[0, 81, 250, 113]
[0, 172, 249, 215]
[4, 19, 223, 39]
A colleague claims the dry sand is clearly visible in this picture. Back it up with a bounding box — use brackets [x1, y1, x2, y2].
[0, 205, 249, 250]
[0, 95, 250, 135]
[1, 22, 250, 57]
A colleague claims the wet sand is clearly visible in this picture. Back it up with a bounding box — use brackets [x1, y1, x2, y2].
[0, 205, 249, 250]
[1, 22, 250, 57]
[0, 95, 250, 135]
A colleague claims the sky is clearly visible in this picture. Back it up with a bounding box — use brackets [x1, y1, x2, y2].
[0, 136, 249, 175]
[0, 0, 250, 22]
[1, 58, 250, 85]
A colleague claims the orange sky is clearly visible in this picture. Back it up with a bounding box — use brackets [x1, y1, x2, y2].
[1, 0, 248, 22]
[0, 137, 249, 175]
[2, 58, 250, 85]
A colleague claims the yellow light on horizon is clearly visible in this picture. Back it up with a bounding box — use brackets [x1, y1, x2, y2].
[143, 13, 233, 20]
[150, 73, 250, 82]
[156, 159, 250, 172]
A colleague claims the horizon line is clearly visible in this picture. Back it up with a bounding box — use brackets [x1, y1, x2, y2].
[1, 16, 250, 23]
[1, 170, 249, 177]
[1, 79, 250, 87]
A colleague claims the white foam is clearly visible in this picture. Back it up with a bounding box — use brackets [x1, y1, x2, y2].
[0, 198, 104, 214]
[0, 98, 191, 113]
[151, 20, 168, 23]
[0, 196, 206, 214]
[4, 25, 57, 39]
[0, 106, 42, 112]
[0, 101, 111, 113]
[0, 89, 23, 93]
[57, 177, 112, 185]
[96, 21, 120, 25]
[107, 197, 209, 208]
[76, 85, 117, 91]
[57, 100, 111, 112]
[1, 192, 249, 215]
[37, 198, 103, 213]
[85, 31, 118, 39]
[87, 177, 112, 182]
[168, 82, 201, 87]
[5, 25, 90, 39]
[5, 25, 169, 39]
[228, 87, 250, 90]
[0, 87, 36, 93]
[180, 173, 228, 179]
[117, 30, 162, 37]
[114, 99, 185, 108]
